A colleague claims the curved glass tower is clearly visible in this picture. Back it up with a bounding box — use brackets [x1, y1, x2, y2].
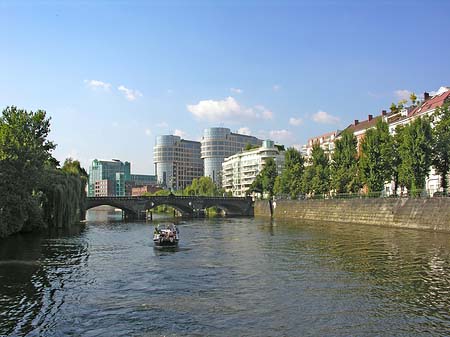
[153, 135, 203, 190]
[201, 127, 262, 185]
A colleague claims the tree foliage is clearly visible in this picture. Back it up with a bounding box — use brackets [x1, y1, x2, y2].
[0, 106, 86, 237]
[359, 120, 393, 193]
[274, 147, 304, 197]
[183, 176, 223, 196]
[431, 104, 450, 194]
[303, 143, 330, 195]
[250, 157, 278, 198]
[331, 130, 360, 193]
[398, 117, 433, 195]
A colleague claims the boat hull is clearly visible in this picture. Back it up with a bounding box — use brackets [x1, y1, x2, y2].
[153, 239, 179, 247]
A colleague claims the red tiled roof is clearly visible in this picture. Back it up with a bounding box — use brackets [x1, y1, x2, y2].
[409, 89, 450, 117]
[307, 130, 337, 143]
[344, 115, 381, 134]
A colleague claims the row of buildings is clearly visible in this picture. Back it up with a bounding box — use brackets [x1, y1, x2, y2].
[88, 86, 449, 198]
[153, 127, 264, 190]
[88, 159, 159, 197]
[301, 86, 450, 195]
[88, 128, 285, 197]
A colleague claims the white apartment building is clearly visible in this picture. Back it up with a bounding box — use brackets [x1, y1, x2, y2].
[302, 130, 339, 161]
[222, 140, 285, 197]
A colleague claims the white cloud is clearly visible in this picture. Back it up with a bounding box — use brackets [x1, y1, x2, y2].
[238, 127, 251, 135]
[255, 105, 273, 120]
[84, 79, 111, 91]
[312, 110, 340, 124]
[269, 129, 294, 142]
[273, 84, 281, 92]
[230, 87, 243, 94]
[118, 85, 143, 101]
[145, 129, 151, 136]
[289, 117, 303, 126]
[394, 89, 412, 101]
[187, 96, 273, 122]
[174, 129, 188, 138]
[156, 121, 169, 128]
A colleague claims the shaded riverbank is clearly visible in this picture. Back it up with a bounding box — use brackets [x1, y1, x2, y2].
[255, 198, 450, 232]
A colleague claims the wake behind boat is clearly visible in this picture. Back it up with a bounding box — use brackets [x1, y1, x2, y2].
[153, 223, 179, 247]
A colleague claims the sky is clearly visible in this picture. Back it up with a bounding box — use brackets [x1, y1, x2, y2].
[1, 0, 450, 174]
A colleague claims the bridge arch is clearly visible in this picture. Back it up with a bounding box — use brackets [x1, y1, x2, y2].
[85, 201, 139, 217]
[202, 201, 249, 216]
[144, 200, 193, 216]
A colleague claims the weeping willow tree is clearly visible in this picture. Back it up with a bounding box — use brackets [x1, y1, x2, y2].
[39, 168, 86, 229]
[0, 106, 87, 237]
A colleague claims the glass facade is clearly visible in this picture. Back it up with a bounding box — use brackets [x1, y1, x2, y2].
[201, 127, 262, 185]
[153, 135, 203, 190]
[88, 159, 131, 196]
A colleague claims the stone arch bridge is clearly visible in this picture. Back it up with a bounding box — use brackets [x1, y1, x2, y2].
[86, 195, 254, 220]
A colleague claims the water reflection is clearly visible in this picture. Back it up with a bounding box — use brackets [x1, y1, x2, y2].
[0, 226, 88, 335]
[0, 214, 449, 336]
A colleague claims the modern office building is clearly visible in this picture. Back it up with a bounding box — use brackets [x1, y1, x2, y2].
[130, 174, 157, 186]
[88, 159, 156, 196]
[88, 159, 131, 196]
[222, 140, 285, 197]
[153, 135, 203, 190]
[201, 127, 262, 185]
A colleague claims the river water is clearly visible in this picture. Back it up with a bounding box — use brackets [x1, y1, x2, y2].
[0, 212, 449, 336]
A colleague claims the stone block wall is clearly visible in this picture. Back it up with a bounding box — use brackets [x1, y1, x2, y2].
[254, 198, 450, 232]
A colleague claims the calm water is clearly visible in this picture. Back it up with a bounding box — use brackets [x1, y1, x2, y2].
[1, 213, 450, 336]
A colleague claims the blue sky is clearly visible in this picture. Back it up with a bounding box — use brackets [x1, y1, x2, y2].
[1, 0, 449, 174]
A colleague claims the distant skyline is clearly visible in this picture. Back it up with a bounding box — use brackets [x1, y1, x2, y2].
[1, 0, 449, 174]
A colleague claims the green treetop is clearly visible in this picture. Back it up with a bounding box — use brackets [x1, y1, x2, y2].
[331, 130, 360, 193]
[398, 117, 433, 196]
[359, 120, 393, 193]
[431, 104, 450, 194]
[274, 147, 304, 197]
[303, 143, 330, 195]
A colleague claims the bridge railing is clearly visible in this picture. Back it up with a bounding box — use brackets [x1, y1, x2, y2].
[87, 195, 251, 201]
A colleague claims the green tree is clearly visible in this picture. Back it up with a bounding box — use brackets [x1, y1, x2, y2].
[359, 120, 393, 193]
[331, 130, 360, 193]
[62, 158, 88, 177]
[0, 107, 56, 236]
[303, 143, 330, 195]
[391, 125, 405, 195]
[431, 104, 450, 194]
[250, 157, 278, 198]
[184, 176, 223, 196]
[274, 147, 305, 197]
[398, 117, 433, 196]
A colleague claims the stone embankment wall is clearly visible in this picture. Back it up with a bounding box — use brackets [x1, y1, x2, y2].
[254, 198, 450, 232]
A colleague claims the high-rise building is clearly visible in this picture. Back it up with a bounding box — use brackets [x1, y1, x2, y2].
[88, 159, 131, 196]
[222, 140, 285, 197]
[153, 135, 203, 190]
[201, 127, 262, 184]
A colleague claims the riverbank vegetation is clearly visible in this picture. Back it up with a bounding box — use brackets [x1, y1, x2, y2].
[252, 104, 449, 199]
[0, 107, 87, 238]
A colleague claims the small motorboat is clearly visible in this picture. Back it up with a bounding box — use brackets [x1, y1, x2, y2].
[153, 223, 179, 247]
